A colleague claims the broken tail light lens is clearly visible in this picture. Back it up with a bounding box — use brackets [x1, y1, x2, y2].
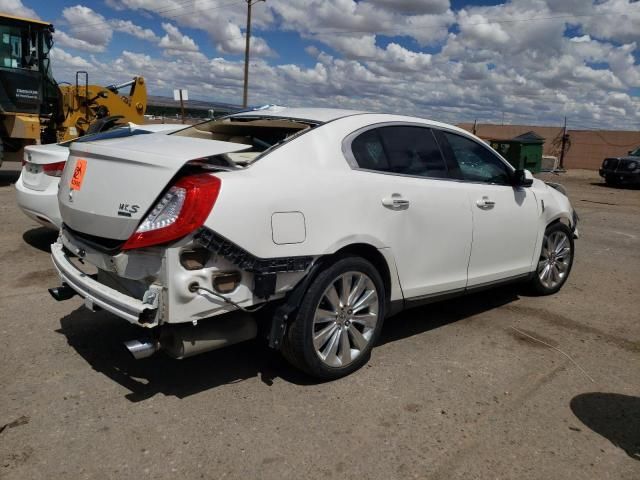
[122, 173, 221, 250]
[43, 161, 67, 177]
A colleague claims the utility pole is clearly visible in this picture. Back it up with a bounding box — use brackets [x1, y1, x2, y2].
[472, 118, 478, 135]
[179, 89, 185, 124]
[559, 116, 567, 170]
[243, 0, 265, 108]
[174, 89, 188, 123]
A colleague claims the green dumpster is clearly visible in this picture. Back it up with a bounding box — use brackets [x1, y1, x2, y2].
[490, 131, 544, 173]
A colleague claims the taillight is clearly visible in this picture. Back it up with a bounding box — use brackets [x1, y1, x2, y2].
[122, 174, 221, 250]
[43, 161, 67, 177]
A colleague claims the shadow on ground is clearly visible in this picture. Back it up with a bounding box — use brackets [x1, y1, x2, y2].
[0, 169, 20, 187]
[57, 285, 520, 402]
[23, 227, 58, 252]
[570, 392, 640, 461]
[590, 181, 640, 190]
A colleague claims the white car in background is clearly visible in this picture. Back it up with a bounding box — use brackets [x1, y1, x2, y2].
[49, 108, 578, 379]
[15, 123, 184, 229]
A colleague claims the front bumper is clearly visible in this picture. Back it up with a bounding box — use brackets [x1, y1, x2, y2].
[51, 241, 162, 327]
[599, 169, 640, 183]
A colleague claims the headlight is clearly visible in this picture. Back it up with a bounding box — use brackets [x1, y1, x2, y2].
[627, 161, 637, 170]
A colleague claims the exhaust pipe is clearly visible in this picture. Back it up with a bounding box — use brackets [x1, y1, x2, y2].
[124, 339, 159, 360]
[49, 284, 77, 301]
[124, 312, 257, 360]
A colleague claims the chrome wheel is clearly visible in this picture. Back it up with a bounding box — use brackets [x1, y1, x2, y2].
[537, 229, 572, 289]
[312, 272, 380, 368]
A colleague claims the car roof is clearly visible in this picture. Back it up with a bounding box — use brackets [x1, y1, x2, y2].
[230, 107, 472, 137]
[232, 107, 369, 123]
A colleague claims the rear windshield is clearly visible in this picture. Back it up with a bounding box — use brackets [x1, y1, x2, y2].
[171, 116, 315, 166]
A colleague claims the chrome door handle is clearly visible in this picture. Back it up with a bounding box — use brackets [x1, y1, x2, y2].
[382, 195, 410, 209]
[476, 197, 495, 210]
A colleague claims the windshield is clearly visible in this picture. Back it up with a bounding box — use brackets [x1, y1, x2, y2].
[171, 116, 315, 166]
[0, 23, 39, 71]
[630, 147, 640, 157]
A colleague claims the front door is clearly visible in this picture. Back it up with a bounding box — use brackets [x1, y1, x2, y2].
[439, 130, 540, 286]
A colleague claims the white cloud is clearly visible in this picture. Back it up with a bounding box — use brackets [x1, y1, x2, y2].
[61, 5, 113, 47]
[101, 0, 275, 56]
[366, 0, 450, 15]
[159, 23, 199, 52]
[57, 5, 160, 53]
[0, 0, 38, 19]
[50, 47, 93, 69]
[46, 0, 640, 129]
[56, 31, 107, 53]
[111, 19, 159, 42]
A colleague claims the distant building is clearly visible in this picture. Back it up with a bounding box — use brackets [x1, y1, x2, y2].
[458, 123, 640, 170]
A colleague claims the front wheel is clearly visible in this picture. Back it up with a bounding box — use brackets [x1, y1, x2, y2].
[529, 222, 575, 295]
[605, 175, 619, 186]
[282, 256, 385, 379]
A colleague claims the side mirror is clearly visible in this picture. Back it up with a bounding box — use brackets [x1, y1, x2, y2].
[513, 169, 533, 187]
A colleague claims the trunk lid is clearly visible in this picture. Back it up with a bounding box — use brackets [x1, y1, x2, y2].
[22, 144, 69, 191]
[59, 133, 248, 240]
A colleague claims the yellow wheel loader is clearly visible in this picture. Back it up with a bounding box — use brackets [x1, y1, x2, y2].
[0, 13, 147, 166]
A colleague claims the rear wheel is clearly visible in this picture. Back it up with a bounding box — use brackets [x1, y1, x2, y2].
[282, 256, 385, 379]
[529, 222, 574, 295]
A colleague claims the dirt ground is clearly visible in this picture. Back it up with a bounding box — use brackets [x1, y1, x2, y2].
[0, 166, 638, 479]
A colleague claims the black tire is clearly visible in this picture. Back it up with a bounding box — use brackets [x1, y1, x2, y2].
[528, 222, 575, 296]
[282, 255, 385, 379]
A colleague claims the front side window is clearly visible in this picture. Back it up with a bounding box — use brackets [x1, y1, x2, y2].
[443, 132, 511, 185]
[351, 126, 448, 178]
[0, 26, 23, 69]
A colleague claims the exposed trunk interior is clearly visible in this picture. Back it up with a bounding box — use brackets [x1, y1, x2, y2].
[172, 117, 315, 166]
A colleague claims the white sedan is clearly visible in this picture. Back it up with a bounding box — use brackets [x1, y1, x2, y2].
[15, 123, 184, 229]
[49, 108, 578, 379]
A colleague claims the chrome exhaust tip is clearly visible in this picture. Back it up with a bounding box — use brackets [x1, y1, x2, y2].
[124, 339, 159, 360]
[48, 284, 77, 301]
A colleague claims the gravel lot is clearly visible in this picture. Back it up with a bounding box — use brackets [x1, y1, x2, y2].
[1, 165, 638, 479]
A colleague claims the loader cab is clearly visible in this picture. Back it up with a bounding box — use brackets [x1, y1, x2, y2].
[0, 14, 61, 160]
[0, 14, 58, 115]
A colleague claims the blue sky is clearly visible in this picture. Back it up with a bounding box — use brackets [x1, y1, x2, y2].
[4, 0, 640, 128]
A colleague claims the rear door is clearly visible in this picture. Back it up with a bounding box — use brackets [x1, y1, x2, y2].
[345, 124, 472, 300]
[437, 130, 540, 286]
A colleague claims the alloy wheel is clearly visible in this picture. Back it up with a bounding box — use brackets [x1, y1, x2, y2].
[537, 230, 572, 289]
[312, 272, 380, 367]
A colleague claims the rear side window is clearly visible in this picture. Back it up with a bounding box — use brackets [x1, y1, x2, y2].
[442, 132, 511, 185]
[351, 126, 448, 179]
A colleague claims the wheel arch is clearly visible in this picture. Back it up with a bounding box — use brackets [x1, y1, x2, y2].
[333, 243, 395, 312]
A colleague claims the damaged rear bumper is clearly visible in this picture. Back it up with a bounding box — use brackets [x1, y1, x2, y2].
[51, 241, 162, 327]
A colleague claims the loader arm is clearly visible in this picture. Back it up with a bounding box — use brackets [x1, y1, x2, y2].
[57, 76, 147, 142]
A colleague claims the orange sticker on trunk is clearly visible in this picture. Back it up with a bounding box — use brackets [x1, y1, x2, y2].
[70, 159, 87, 190]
